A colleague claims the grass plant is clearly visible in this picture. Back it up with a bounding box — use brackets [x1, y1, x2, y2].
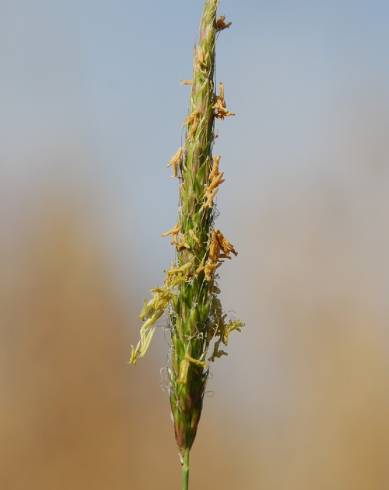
[130, 2, 243, 488]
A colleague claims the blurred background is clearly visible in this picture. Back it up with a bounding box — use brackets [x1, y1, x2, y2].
[1, 0, 389, 488]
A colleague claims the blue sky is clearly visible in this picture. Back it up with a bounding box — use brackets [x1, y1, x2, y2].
[2, 0, 389, 300]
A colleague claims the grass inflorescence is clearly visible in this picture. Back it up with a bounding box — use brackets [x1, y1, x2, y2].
[130, 1, 243, 488]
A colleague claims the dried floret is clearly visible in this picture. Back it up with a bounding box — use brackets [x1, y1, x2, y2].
[168, 147, 183, 178]
[215, 16, 232, 31]
[162, 224, 180, 238]
[213, 82, 235, 119]
[185, 110, 201, 139]
[171, 235, 191, 251]
[203, 155, 225, 208]
[214, 229, 238, 258]
[209, 155, 221, 181]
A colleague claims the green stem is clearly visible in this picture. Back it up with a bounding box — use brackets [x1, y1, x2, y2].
[182, 448, 190, 490]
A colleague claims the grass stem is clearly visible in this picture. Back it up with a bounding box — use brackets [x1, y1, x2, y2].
[182, 448, 190, 490]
